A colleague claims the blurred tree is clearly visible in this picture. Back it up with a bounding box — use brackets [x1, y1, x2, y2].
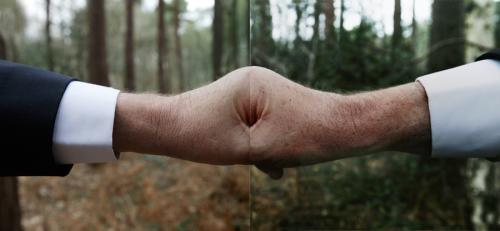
[311, 1, 320, 42]
[157, 0, 169, 93]
[213, 0, 223, 80]
[251, 0, 273, 67]
[0, 33, 5, 59]
[173, 0, 184, 90]
[45, 0, 54, 71]
[392, 0, 402, 60]
[124, 0, 136, 90]
[0, 0, 25, 62]
[87, 0, 109, 86]
[307, 0, 321, 81]
[338, 0, 345, 44]
[230, 0, 239, 69]
[428, 0, 465, 73]
[124, 0, 136, 91]
[411, 0, 417, 47]
[70, 9, 88, 80]
[293, 0, 302, 43]
[314, 0, 337, 87]
[422, 0, 471, 228]
[0, 177, 22, 231]
[0, 32, 22, 231]
[323, 0, 335, 46]
[495, 1, 500, 47]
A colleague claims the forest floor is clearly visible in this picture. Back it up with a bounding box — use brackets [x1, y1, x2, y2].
[18, 153, 250, 231]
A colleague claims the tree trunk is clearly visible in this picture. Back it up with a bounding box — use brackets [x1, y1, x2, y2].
[8, 37, 18, 62]
[0, 33, 23, 231]
[391, 0, 402, 63]
[256, 0, 273, 51]
[124, 0, 135, 91]
[213, 0, 223, 80]
[293, 0, 302, 44]
[251, 0, 273, 67]
[157, 0, 169, 93]
[87, 0, 110, 86]
[495, 1, 500, 47]
[411, 0, 417, 46]
[428, 0, 465, 73]
[425, 0, 471, 228]
[311, 1, 320, 44]
[392, 0, 402, 52]
[245, 0, 250, 59]
[0, 177, 22, 231]
[0, 33, 6, 59]
[339, 0, 345, 45]
[323, 0, 335, 44]
[307, 1, 321, 82]
[46, 0, 54, 71]
[230, 0, 239, 69]
[173, 0, 184, 90]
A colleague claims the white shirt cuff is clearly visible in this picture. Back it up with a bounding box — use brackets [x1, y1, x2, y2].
[417, 60, 500, 158]
[52, 81, 120, 164]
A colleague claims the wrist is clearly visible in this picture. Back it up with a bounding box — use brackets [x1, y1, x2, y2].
[112, 93, 177, 155]
[342, 83, 431, 155]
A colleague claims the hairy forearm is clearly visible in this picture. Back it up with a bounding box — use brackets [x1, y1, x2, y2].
[344, 82, 431, 155]
[111, 74, 431, 165]
[112, 93, 177, 155]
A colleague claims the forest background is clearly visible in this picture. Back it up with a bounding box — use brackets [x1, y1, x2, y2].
[1, 0, 500, 230]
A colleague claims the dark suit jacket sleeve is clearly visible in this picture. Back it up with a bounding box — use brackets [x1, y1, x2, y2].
[476, 49, 500, 62]
[0, 60, 74, 176]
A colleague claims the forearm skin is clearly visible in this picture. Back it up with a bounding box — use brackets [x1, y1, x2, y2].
[342, 82, 432, 156]
[112, 93, 177, 155]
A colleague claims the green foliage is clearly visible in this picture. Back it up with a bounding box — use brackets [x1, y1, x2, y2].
[254, 17, 420, 93]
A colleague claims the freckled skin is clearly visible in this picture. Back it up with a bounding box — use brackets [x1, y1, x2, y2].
[113, 66, 431, 179]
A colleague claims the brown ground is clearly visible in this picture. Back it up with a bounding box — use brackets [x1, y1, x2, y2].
[19, 153, 250, 231]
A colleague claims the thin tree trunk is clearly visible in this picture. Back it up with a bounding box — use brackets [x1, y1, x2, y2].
[173, 0, 184, 90]
[255, 0, 273, 61]
[311, 1, 320, 43]
[428, 0, 465, 73]
[213, 0, 223, 80]
[46, 0, 54, 71]
[0, 33, 6, 59]
[495, 1, 500, 47]
[339, 0, 345, 45]
[307, 1, 321, 82]
[323, 0, 335, 44]
[0, 177, 22, 231]
[293, 0, 302, 43]
[411, 0, 418, 56]
[392, 0, 402, 46]
[231, 0, 239, 69]
[0, 33, 23, 231]
[425, 0, 470, 228]
[391, 0, 402, 61]
[124, 0, 135, 91]
[157, 0, 169, 93]
[87, 0, 110, 86]
[245, 0, 250, 63]
[411, 0, 417, 46]
[8, 37, 18, 62]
